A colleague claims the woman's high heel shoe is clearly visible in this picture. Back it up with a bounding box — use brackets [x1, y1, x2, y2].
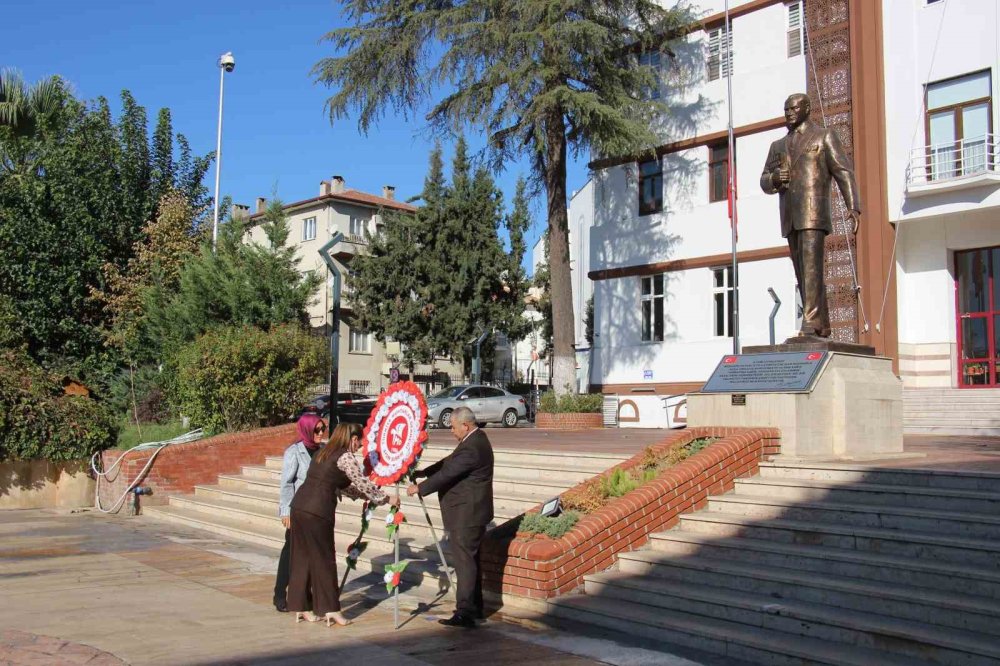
[325, 611, 350, 627]
[295, 611, 320, 623]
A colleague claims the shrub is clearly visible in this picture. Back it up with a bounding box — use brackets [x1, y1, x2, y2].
[561, 437, 721, 515]
[0, 349, 118, 461]
[538, 390, 603, 413]
[170, 324, 329, 433]
[517, 510, 580, 538]
[600, 467, 640, 498]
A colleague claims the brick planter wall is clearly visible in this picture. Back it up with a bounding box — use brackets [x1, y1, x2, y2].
[96, 423, 297, 512]
[481, 426, 780, 600]
[535, 412, 603, 429]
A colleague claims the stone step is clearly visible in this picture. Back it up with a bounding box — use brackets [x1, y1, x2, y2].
[616, 550, 1000, 635]
[262, 448, 626, 474]
[219, 472, 564, 501]
[546, 595, 929, 666]
[758, 461, 1000, 493]
[141, 504, 455, 594]
[650, 531, 1000, 601]
[707, 493, 1000, 540]
[167, 493, 512, 545]
[582, 572, 1000, 665]
[244, 460, 598, 487]
[734, 476, 1000, 515]
[904, 426, 1000, 436]
[678, 512, 1000, 569]
[902, 416, 1000, 425]
[192, 483, 538, 518]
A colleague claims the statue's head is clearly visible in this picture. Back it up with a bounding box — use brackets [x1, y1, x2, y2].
[784, 94, 811, 130]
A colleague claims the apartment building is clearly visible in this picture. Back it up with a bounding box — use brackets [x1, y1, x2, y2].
[244, 176, 463, 395]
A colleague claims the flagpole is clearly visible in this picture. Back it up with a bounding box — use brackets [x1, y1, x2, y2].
[725, 0, 740, 354]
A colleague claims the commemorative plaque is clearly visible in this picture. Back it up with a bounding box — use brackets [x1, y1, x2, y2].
[702, 352, 828, 394]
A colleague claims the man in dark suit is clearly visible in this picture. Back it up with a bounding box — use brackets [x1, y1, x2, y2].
[760, 93, 861, 339]
[407, 405, 494, 628]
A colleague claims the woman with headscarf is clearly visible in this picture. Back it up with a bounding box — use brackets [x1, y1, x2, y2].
[287, 422, 398, 626]
[272, 413, 327, 612]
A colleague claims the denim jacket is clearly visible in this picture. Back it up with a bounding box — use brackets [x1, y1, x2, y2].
[277, 441, 312, 517]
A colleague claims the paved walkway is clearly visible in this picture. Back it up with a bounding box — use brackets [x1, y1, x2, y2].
[0, 509, 720, 666]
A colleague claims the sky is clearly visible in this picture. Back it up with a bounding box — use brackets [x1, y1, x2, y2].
[1, 0, 591, 274]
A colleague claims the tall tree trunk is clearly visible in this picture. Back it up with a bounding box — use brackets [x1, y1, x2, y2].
[543, 109, 576, 395]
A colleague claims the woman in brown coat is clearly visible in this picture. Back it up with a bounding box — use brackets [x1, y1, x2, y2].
[287, 422, 395, 626]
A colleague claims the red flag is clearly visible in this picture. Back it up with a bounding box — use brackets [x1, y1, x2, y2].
[727, 162, 738, 242]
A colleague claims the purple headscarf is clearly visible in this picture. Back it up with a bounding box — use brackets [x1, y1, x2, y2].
[296, 413, 324, 450]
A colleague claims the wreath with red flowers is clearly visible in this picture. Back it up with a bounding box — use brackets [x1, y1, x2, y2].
[362, 381, 428, 486]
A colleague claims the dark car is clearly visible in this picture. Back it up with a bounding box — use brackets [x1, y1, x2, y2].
[296, 392, 374, 421]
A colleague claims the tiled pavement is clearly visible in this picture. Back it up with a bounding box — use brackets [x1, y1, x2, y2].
[0, 507, 717, 666]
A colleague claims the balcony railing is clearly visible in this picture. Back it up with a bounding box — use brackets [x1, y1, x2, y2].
[906, 133, 999, 189]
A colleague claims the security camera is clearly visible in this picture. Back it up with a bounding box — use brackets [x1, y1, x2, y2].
[219, 52, 235, 72]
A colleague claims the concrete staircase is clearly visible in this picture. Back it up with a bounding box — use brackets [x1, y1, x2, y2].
[143, 442, 626, 594]
[548, 461, 1000, 666]
[904, 387, 1000, 436]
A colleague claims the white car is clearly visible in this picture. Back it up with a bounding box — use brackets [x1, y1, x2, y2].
[426, 385, 527, 428]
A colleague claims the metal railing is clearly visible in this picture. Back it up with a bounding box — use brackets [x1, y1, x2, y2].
[906, 133, 998, 187]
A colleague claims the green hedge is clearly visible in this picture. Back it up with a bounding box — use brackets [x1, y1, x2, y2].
[538, 390, 603, 413]
[170, 324, 328, 433]
[0, 349, 118, 461]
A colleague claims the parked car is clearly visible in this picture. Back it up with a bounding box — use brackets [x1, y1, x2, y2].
[426, 385, 527, 428]
[296, 392, 374, 421]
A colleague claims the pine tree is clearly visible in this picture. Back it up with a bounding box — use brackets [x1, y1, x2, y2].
[313, 0, 693, 393]
[142, 199, 322, 360]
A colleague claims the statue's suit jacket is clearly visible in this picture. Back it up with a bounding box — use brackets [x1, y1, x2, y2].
[760, 120, 860, 238]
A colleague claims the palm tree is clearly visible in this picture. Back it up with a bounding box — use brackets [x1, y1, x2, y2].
[0, 68, 61, 137]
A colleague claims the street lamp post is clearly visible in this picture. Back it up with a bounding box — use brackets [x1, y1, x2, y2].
[212, 52, 235, 253]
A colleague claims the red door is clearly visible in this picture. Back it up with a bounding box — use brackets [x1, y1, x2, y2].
[956, 247, 999, 387]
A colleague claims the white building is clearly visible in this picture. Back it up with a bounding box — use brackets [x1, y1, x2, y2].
[588, 0, 945, 427]
[590, 0, 805, 417]
[884, 0, 1000, 392]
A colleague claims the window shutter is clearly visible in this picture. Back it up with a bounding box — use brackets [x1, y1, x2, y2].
[787, 1, 803, 58]
[707, 28, 721, 81]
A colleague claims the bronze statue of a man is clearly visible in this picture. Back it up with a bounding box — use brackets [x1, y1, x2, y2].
[760, 93, 860, 339]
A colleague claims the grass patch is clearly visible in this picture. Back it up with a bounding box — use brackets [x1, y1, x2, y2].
[517, 510, 581, 538]
[115, 420, 190, 450]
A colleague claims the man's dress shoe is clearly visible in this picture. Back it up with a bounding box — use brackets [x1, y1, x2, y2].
[438, 613, 476, 628]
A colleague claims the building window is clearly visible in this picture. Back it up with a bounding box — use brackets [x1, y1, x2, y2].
[302, 217, 317, 242]
[707, 24, 733, 81]
[638, 50, 663, 100]
[712, 267, 735, 338]
[349, 328, 371, 353]
[640, 274, 665, 342]
[925, 70, 992, 180]
[708, 142, 732, 203]
[349, 216, 367, 239]
[348, 379, 371, 395]
[638, 158, 663, 215]
[787, 1, 804, 58]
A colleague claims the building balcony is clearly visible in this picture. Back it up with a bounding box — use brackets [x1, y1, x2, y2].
[906, 134, 1000, 197]
[331, 233, 368, 258]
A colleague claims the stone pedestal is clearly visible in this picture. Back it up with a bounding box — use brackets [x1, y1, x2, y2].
[687, 352, 903, 460]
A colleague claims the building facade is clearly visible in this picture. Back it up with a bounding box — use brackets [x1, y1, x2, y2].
[244, 176, 463, 395]
[589, 0, 904, 425]
[884, 0, 1000, 390]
